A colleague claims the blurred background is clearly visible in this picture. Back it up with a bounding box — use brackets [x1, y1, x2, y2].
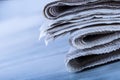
[0, 0, 69, 79]
[1, 0, 120, 80]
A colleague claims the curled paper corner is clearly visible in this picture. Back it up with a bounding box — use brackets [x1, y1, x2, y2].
[44, 38, 51, 46]
[39, 20, 55, 46]
[39, 30, 46, 41]
[44, 35, 55, 46]
[39, 20, 54, 40]
[39, 23, 48, 40]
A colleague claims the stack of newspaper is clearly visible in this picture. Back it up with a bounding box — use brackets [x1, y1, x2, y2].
[40, 0, 120, 72]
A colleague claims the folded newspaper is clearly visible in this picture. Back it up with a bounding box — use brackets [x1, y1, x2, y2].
[40, 0, 120, 72]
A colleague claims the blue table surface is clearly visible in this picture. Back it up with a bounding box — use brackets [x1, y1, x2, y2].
[0, 0, 120, 80]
